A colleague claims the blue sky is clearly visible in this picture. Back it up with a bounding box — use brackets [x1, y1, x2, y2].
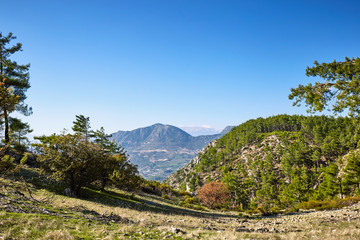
[1, 0, 360, 135]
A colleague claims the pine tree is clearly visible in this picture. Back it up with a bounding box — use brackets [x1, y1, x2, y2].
[289, 57, 360, 117]
[9, 117, 32, 152]
[342, 151, 360, 195]
[0, 32, 31, 144]
[93, 127, 125, 154]
[72, 115, 92, 142]
[317, 163, 341, 199]
[0, 78, 20, 145]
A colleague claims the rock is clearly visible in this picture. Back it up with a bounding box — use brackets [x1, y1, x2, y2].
[81, 209, 99, 216]
[98, 212, 133, 224]
[64, 188, 72, 197]
[235, 227, 251, 232]
[42, 208, 50, 214]
[170, 227, 185, 234]
[14, 190, 25, 197]
[255, 227, 269, 233]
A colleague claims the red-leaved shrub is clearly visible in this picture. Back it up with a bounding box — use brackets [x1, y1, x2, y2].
[198, 182, 231, 209]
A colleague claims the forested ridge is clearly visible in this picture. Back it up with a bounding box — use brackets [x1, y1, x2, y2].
[166, 114, 360, 211]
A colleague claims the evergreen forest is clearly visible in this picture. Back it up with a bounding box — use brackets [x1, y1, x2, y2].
[168, 114, 360, 212]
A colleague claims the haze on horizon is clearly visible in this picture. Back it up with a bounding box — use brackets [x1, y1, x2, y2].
[1, 0, 359, 136]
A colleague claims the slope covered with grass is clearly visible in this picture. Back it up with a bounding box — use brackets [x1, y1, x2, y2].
[2, 164, 360, 239]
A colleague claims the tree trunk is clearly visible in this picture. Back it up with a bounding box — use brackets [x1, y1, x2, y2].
[100, 177, 107, 192]
[4, 110, 9, 144]
[74, 185, 82, 197]
[339, 180, 344, 199]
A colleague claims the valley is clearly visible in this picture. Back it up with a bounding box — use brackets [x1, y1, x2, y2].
[111, 124, 233, 181]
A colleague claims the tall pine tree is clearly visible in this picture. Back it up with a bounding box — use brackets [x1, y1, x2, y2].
[0, 32, 31, 144]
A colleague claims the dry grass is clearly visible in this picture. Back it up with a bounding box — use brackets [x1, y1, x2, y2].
[1, 170, 360, 239]
[40, 230, 74, 240]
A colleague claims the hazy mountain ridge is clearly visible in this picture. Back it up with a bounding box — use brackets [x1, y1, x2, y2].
[180, 126, 235, 137]
[180, 126, 220, 136]
[111, 123, 231, 181]
[219, 125, 235, 135]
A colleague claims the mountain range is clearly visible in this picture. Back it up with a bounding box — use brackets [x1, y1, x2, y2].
[111, 123, 233, 181]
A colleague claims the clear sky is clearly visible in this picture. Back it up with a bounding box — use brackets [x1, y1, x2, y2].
[1, 0, 360, 135]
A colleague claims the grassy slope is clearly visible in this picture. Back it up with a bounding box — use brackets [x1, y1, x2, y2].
[1, 167, 360, 239]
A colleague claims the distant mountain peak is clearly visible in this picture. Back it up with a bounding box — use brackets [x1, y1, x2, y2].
[111, 123, 229, 181]
[180, 125, 234, 137]
[152, 123, 166, 126]
[180, 126, 220, 136]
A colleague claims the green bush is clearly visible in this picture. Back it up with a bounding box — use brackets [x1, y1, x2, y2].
[299, 196, 360, 211]
[0, 154, 16, 174]
[269, 206, 281, 214]
[180, 202, 206, 211]
[286, 205, 300, 213]
[178, 190, 192, 198]
[256, 204, 272, 216]
[141, 180, 179, 197]
[162, 194, 170, 200]
[183, 196, 199, 205]
[36, 133, 140, 197]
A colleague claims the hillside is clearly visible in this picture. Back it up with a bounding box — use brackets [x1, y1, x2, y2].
[111, 124, 230, 181]
[165, 115, 360, 211]
[2, 167, 360, 239]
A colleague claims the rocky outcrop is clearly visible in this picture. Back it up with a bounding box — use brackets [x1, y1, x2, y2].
[164, 134, 283, 190]
[163, 139, 218, 188]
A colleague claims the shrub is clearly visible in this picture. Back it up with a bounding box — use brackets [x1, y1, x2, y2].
[178, 190, 192, 198]
[36, 134, 106, 196]
[162, 194, 170, 200]
[256, 204, 272, 216]
[299, 196, 360, 211]
[0, 154, 16, 175]
[0, 145, 27, 174]
[269, 206, 281, 214]
[198, 182, 231, 209]
[109, 154, 141, 192]
[286, 205, 300, 213]
[180, 202, 206, 211]
[141, 180, 177, 197]
[183, 196, 199, 205]
[35, 133, 140, 196]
